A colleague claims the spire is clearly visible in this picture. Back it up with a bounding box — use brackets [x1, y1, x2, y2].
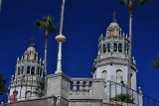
[55, 0, 66, 74]
[0, 0, 2, 12]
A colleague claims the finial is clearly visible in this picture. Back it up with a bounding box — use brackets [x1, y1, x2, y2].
[126, 34, 128, 38]
[21, 55, 23, 60]
[12, 75, 14, 78]
[138, 87, 142, 93]
[132, 56, 136, 64]
[122, 32, 125, 36]
[120, 28, 122, 36]
[101, 33, 103, 37]
[39, 58, 41, 62]
[30, 37, 35, 46]
[17, 57, 19, 61]
[112, 11, 117, 22]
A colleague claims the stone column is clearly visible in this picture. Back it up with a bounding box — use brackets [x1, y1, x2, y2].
[46, 73, 70, 106]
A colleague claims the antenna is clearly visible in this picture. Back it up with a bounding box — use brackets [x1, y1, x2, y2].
[59, 0, 66, 35]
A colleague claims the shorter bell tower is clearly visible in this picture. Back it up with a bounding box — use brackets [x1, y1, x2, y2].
[9, 46, 44, 100]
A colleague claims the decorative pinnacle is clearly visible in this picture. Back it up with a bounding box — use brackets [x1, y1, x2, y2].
[112, 11, 117, 22]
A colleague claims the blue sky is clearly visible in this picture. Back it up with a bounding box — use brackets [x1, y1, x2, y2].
[0, 0, 159, 100]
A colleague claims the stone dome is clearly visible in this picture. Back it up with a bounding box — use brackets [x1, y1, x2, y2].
[27, 46, 36, 52]
[108, 22, 120, 29]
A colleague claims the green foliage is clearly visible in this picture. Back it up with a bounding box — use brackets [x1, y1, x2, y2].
[111, 94, 135, 104]
[0, 74, 6, 95]
[33, 80, 45, 97]
[118, 0, 149, 6]
[36, 16, 57, 33]
[150, 56, 159, 69]
[118, 0, 149, 13]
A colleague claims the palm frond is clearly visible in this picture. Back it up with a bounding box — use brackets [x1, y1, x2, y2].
[111, 93, 135, 104]
[134, 0, 150, 7]
[150, 56, 159, 69]
[36, 16, 57, 33]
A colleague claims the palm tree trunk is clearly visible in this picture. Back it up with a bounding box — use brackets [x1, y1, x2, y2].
[44, 30, 48, 79]
[43, 30, 48, 95]
[128, 10, 133, 89]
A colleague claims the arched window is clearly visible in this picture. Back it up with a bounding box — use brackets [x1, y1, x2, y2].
[27, 66, 30, 74]
[34, 54, 36, 60]
[114, 43, 117, 52]
[130, 73, 134, 89]
[31, 67, 35, 75]
[26, 91, 32, 99]
[30, 52, 34, 60]
[103, 44, 106, 53]
[101, 70, 107, 81]
[21, 66, 24, 74]
[116, 70, 122, 83]
[18, 67, 20, 75]
[40, 70, 42, 77]
[118, 44, 122, 52]
[107, 44, 110, 52]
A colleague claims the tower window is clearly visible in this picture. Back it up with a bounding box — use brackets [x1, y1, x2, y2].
[27, 66, 30, 74]
[101, 70, 107, 81]
[116, 70, 122, 83]
[103, 45, 106, 53]
[107, 44, 110, 52]
[21, 66, 24, 74]
[18, 67, 20, 75]
[118, 44, 122, 52]
[114, 43, 117, 52]
[31, 67, 35, 75]
[40, 70, 42, 77]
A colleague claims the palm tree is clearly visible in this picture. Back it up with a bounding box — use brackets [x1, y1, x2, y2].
[118, 0, 149, 87]
[0, 73, 6, 95]
[111, 94, 135, 104]
[33, 80, 44, 98]
[150, 56, 159, 69]
[36, 16, 57, 79]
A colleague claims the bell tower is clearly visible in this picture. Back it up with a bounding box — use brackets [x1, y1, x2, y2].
[92, 21, 138, 97]
[9, 46, 44, 100]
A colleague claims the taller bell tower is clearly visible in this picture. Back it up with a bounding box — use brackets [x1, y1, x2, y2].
[92, 21, 137, 96]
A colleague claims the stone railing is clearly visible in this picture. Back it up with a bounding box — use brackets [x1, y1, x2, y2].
[17, 60, 44, 66]
[69, 78, 106, 97]
[10, 75, 41, 88]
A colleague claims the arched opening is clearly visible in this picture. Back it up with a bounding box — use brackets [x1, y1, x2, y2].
[107, 43, 110, 52]
[116, 70, 122, 83]
[18, 67, 20, 75]
[103, 44, 106, 53]
[101, 70, 107, 81]
[130, 73, 134, 89]
[27, 66, 30, 74]
[118, 44, 122, 52]
[114, 43, 117, 52]
[30, 52, 34, 60]
[25, 91, 32, 99]
[31, 67, 35, 75]
[40, 70, 42, 77]
[21, 66, 24, 74]
[34, 54, 36, 60]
